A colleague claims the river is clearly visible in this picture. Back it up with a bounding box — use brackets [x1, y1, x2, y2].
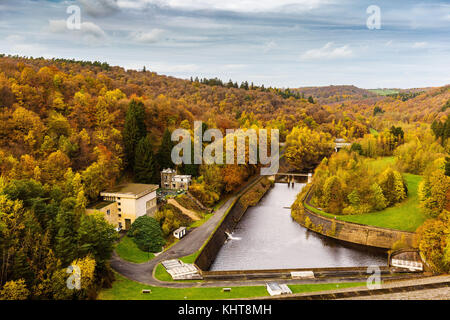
[209, 182, 387, 271]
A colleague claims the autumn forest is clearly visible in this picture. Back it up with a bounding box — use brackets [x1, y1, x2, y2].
[0, 54, 449, 300]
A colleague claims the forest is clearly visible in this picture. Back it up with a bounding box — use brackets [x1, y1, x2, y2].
[0, 54, 448, 299]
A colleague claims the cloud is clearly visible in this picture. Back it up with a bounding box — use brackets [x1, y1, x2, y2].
[47, 20, 106, 39]
[263, 41, 277, 53]
[300, 42, 353, 60]
[5, 34, 25, 43]
[132, 29, 164, 44]
[220, 64, 247, 71]
[412, 42, 428, 49]
[116, 0, 331, 13]
[151, 63, 199, 73]
[77, 0, 120, 17]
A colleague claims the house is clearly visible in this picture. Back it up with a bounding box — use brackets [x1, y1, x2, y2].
[161, 168, 176, 189]
[161, 168, 192, 191]
[86, 183, 158, 231]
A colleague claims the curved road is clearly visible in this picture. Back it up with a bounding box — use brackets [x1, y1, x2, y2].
[110, 175, 263, 288]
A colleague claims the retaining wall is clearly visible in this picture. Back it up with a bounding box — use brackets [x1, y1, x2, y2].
[194, 177, 271, 271]
[297, 187, 417, 250]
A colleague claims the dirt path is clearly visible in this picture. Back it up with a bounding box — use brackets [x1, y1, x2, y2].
[167, 198, 200, 221]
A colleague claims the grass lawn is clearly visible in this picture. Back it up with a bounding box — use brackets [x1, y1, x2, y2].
[188, 212, 214, 229]
[98, 272, 366, 300]
[154, 264, 172, 282]
[306, 173, 428, 232]
[368, 156, 396, 173]
[115, 236, 155, 263]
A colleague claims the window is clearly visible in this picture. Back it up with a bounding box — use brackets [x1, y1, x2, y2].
[118, 208, 121, 212]
[106, 209, 110, 215]
[118, 202, 121, 206]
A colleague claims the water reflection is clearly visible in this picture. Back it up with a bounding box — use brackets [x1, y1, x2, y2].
[209, 183, 387, 271]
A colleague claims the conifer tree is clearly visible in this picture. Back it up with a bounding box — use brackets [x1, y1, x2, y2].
[54, 209, 77, 266]
[134, 137, 158, 184]
[123, 100, 147, 169]
[157, 128, 174, 170]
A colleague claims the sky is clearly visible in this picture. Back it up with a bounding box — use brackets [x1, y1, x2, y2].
[0, 0, 449, 88]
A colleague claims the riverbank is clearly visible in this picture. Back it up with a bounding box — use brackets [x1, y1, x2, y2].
[304, 173, 426, 232]
[292, 183, 417, 249]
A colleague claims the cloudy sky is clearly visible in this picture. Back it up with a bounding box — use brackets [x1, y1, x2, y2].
[0, 0, 449, 88]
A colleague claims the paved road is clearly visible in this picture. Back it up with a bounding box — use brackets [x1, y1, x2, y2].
[343, 287, 450, 300]
[339, 275, 450, 300]
[110, 175, 263, 287]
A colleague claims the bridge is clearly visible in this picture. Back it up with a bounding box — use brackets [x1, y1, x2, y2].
[271, 172, 313, 185]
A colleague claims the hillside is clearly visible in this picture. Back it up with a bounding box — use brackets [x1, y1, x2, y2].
[293, 85, 381, 104]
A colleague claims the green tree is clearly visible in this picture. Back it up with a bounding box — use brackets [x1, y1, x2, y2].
[77, 213, 118, 272]
[157, 128, 174, 171]
[322, 176, 344, 214]
[378, 168, 406, 206]
[134, 137, 158, 184]
[123, 100, 147, 169]
[128, 216, 165, 253]
[445, 157, 450, 177]
[54, 203, 77, 266]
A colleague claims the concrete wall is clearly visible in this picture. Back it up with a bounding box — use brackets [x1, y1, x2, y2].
[195, 177, 270, 271]
[299, 206, 417, 249]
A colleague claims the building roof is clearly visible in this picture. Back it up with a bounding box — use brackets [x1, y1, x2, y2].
[174, 227, 187, 233]
[161, 168, 176, 174]
[87, 200, 115, 210]
[266, 283, 282, 291]
[173, 175, 192, 179]
[101, 183, 158, 199]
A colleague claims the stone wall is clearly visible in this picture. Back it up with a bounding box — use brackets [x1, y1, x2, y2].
[194, 177, 272, 271]
[301, 209, 416, 249]
[294, 186, 417, 249]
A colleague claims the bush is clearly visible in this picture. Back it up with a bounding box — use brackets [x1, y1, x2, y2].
[128, 216, 166, 253]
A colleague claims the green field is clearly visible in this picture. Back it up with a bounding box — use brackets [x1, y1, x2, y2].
[98, 272, 365, 300]
[369, 89, 399, 96]
[306, 173, 428, 232]
[115, 236, 155, 263]
[368, 156, 396, 173]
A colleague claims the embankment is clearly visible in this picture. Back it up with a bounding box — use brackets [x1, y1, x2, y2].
[194, 177, 273, 271]
[291, 184, 417, 250]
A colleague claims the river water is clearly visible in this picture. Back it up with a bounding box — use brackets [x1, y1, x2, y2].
[209, 183, 387, 271]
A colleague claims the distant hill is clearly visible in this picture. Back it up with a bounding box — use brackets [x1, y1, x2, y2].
[292, 85, 381, 104]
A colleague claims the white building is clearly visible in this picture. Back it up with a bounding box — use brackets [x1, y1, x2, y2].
[266, 283, 292, 296]
[173, 227, 187, 239]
